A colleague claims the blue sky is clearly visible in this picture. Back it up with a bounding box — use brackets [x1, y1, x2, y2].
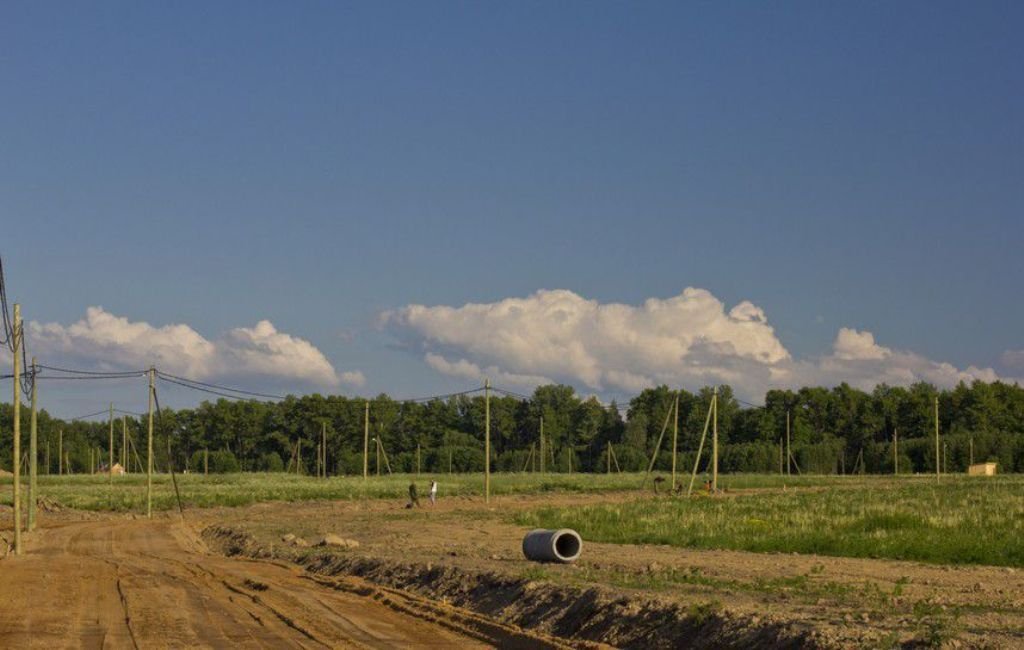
[2, 2, 1022, 416]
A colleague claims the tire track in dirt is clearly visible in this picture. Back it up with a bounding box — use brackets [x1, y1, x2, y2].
[0, 517, 515, 648]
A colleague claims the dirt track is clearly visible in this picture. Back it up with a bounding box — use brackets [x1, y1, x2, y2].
[0, 515, 563, 649]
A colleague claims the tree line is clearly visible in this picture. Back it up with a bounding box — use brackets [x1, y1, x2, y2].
[1, 379, 1023, 475]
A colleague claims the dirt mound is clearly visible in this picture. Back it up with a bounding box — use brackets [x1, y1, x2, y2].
[203, 525, 831, 649]
[203, 525, 273, 559]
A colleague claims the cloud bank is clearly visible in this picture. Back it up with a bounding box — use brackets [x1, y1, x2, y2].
[383, 288, 1012, 399]
[28, 306, 362, 388]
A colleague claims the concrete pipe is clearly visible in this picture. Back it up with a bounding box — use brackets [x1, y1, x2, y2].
[521, 529, 583, 563]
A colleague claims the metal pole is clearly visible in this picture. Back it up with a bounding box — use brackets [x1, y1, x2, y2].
[484, 378, 491, 503]
[363, 400, 369, 479]
[147, 367, 154, 518]
[28, 357, 38, 531]
[712, 387, 718, 493]
[12, 304, 22, 554]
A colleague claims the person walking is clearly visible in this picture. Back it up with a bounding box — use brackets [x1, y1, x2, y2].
[429, 480, 438, 505]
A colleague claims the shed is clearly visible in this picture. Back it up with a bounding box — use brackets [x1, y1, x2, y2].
[107, 462, 126, 476]
[967, 462, 997, 476]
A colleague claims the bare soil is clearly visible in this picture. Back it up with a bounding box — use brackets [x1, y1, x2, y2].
[2, 490, 1022, 648]
[193, 492, 1024, 649]
[0, 510, 568, 648]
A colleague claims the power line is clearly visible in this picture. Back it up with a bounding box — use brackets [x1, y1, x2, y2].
[155, 370, 286, 400]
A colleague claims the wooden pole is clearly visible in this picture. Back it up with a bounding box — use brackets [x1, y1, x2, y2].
[28, 357, 38, 531]
[786, 409, 791, 476]
[147, 367, 154, 518]
[607, 440, 612, 474]
[484, 378, 491, 504]
[363, 400, 369, 479]
[12, 304, 22, 554]
[109, 403, 114, 493]
[322, 421, 327, 479]
[122, 416, 128, 474]
[686, 397, 715, 497]
[893, 427, 898, 475]
[375, 436, 381, 476]
[671, 391, 679, 491]
[934, 396, 940, 483]
[712, 387, 719, 493]
[779, 438, 784, 475]
[539, 416, 545, 473]
[58, 429, 63, 476]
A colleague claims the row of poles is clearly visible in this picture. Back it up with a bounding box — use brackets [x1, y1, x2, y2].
[6, 302, 161, 557]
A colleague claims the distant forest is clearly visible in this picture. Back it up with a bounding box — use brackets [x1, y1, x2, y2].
[2, 380, 1023, 475]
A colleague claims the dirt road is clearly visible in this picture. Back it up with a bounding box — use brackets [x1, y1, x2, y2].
[0, 516, 557, 649]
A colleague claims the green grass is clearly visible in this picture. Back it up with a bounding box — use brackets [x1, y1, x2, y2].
[0, 471, 661, 512]
[513, 475, 1024, 567]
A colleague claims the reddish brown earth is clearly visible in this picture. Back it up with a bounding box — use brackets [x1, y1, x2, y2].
[2, 491, 1023, 648]
[0, 513, 569, 648]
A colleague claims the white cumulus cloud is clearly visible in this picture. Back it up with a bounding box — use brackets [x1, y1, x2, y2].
[383, 288, 1013, 399]
[27, 306, 360, 388]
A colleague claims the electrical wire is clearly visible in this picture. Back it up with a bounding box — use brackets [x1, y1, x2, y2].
[155, 370, 286, 400]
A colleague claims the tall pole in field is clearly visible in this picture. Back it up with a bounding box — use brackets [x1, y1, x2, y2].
[11, 304, 22, 554]
[934, 396, 940, 483]
[539, 416, 545, 473]
[58, 429, 63, 476]
[671, 391, 679, 491]
[147, 367, 155, 518]
[484, 378, 491, 504]
[893, 428, 898, 475]
[785, 409, 791, 476]
[109, 403, 114, 491]
[711, 386, 718, 493]
[122, 416, 127, 473]
[322, 421, 327, 479]
[363, 400, 369, 479]
[607, 440, 612, 474]
[28, 357, 38, 531]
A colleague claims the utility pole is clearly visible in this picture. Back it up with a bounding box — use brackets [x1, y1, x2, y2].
[786, 409, 791, 476]
[109, 403, 114, 493]
[934, 396, 940, 483]
[671, 391, 679, 491]
[12, 303, 22, 555]
[322, 421, 327, 479]
[484, 378, 491, 503]
[147, 367, 155, 518]
[712, 386, 719, 493]
[122, 416, 127, 474]
[893, 428, 898, 475]
[375, 437, 381, 476]
[363, 400, 369, 479]
[607, 440, 612, 474]
[539, 416, 545, 473]
[58, 430, 63, 476]
[28, 357, 38, 531]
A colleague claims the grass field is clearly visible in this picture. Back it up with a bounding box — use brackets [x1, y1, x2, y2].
[5, 471, 1021, 568]
[0, 471, 847, 512]
[515, 474, 1024, 567]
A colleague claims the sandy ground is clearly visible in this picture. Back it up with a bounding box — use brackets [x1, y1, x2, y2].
[192, 491, 1024, 648]
[0, 512, 566, 649]
[2, 490, 1023, 648]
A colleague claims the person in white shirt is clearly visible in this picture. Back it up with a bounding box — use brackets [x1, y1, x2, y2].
[429, 480, 438, 505]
